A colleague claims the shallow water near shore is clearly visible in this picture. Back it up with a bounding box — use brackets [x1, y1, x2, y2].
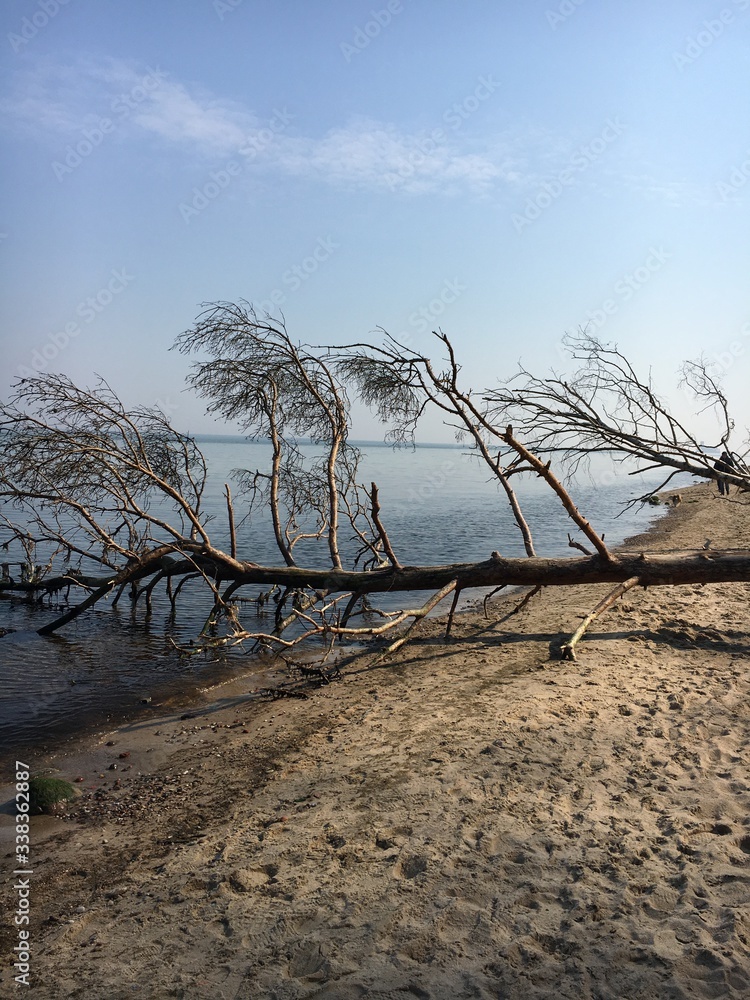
[0, 437, 677, 766]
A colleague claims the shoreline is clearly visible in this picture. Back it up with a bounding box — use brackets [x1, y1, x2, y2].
[2, 482, 749, 998]
[0, 482, 671, 775]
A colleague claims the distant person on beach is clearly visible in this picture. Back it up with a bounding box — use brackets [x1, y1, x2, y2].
[713, 450, 736, 496]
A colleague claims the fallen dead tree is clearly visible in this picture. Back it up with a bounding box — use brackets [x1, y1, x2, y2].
[4, 547, 748, 659]
[483, 331, 750, 502]
[10, 546, 749, 598]
[1, 303, 749, 661]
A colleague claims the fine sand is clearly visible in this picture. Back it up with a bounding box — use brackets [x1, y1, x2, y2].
[2, 483, 750, 999]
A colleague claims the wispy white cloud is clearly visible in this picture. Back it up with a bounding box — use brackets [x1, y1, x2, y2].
[0, 57, 518, 196]
[3, 57, 712, 207]
[0, 56, 256, 155]
[273, 119, 508, 195]
[620, 173, 716, 208]
[132, 83, 251, 153]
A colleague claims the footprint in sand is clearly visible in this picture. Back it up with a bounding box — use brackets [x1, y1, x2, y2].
[643, 882, 681, 917]
[395, 853, 430, 880]
[651, 928, 685, 961]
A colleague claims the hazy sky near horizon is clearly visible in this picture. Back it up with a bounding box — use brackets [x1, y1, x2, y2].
[1, 0, 748, 444]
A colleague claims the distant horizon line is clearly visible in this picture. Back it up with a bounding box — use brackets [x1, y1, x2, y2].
[187, 433, 462, 449]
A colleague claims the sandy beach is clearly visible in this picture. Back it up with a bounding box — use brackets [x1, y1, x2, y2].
[2, 483, 749, 999]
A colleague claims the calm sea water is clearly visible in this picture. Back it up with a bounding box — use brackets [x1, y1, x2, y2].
[0, 437, 676, 763]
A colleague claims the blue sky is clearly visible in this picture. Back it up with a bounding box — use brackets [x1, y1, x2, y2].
[1, 0, 748, 444]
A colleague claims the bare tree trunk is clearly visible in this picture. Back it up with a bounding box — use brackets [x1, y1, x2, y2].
[188, 548, 750, 593]
[8, 547, 750, 640]
[7, 548, 741, 600]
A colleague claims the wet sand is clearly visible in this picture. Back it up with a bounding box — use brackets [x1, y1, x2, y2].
[1, 483, 749, 999]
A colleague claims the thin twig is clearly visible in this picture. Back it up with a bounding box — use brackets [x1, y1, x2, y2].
[224, 483, 237, 560]
[567, 533, 593, 556]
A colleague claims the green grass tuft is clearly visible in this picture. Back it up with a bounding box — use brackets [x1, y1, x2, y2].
[29, 776, 76, 813]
